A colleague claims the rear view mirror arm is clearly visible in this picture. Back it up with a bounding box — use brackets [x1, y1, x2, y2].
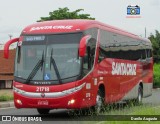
[4, 38, 19, 59]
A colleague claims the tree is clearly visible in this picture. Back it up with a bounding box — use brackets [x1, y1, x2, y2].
[37, 7, 95, 22]
[148, 30, 160, 62]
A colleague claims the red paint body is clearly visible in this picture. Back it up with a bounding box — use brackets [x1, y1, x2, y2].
[4, 20, 153, 109]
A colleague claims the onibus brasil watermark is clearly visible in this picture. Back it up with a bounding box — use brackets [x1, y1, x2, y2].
[1, 116, 42, 122]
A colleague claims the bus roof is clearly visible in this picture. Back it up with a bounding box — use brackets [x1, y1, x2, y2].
[22, 19, 149, 42]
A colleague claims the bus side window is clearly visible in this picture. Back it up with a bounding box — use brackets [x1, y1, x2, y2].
[83, 47, 90, 73]
[82, 36, 96, 75]
[98, 48, 106, 63]
[140, 49, 146, 60]
[146, 49, 152, 58]
[83, 46, 95, 75]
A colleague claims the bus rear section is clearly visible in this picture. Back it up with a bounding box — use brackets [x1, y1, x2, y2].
[98, 29, 153, 104]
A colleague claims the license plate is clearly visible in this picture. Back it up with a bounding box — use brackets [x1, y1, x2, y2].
[38, 100, 48, 105]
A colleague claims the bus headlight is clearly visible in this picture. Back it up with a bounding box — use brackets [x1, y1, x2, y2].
[68, 99, 75, 105]
[16, 99, 22, 105]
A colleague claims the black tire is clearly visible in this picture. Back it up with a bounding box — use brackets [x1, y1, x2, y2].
[93, 90, 104, 115]
[77, 108, 93, 116]
[135, 86, 143, 105]
[37, 108, 50, 115]
[126, 86, 143, 106]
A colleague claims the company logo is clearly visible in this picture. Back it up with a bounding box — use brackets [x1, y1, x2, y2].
[30, 25, 73, 31]
[41, 93, 45, 98]
[112, 62, 137, 76]
[126, 5, 141, 18]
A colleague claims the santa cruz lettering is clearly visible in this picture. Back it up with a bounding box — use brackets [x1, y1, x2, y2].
[30, 25, 73, 31]
[112, 62, 137, 76]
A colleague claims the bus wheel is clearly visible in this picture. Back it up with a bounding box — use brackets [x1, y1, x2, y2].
[37, 108, 50, 114]
[94, 90, 104, 115]
[136, 86, 143, 105]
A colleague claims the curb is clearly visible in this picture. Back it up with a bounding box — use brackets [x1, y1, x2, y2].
[153, 88, 160, 90]
[0, 101, 14, 108]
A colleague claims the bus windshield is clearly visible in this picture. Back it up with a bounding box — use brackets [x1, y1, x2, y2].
[14, 33, 82, 84]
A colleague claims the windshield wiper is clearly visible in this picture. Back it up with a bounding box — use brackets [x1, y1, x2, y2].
[25, 51, 44, 83]
[50, 48, 62, 84]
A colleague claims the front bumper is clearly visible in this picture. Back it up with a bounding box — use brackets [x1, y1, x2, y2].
[13, 83, 87, 109]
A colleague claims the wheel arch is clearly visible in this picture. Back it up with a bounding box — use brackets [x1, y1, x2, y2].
[139, 82, 143, 96]
[98, 83, 105, 98]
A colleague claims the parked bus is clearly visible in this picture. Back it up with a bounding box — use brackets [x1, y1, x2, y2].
[4, 20, 153, 114]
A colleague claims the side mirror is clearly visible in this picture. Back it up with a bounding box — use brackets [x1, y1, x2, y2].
[4, 38, 19, 59]
[79, 35, 91, 57]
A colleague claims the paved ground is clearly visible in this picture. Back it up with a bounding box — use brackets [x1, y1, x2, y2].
[0, 89, 159, 124]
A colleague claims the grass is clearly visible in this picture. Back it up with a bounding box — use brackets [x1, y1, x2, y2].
[0, 89, 13, 101]
[130, 106, 160, 115]
[153, 63, 160, 87]
[99, 106, 160, 124]
[83, 104, 160, 124]
[109, 106, 160, 124]
[0, 95, 13, 101]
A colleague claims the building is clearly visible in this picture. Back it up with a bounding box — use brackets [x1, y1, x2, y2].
[0, 44, 16, 89]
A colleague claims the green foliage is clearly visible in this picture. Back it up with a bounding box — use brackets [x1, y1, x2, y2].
[37, 7, 95, 22]
[85, 105, 160, 124]
[148, 30, 160, 62]
[153, 63, 160, 87]
[0, 95, 13, 101]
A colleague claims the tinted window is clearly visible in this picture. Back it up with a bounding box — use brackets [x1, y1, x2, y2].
[99, 29, 152, 62]
[82, 28, 97, 75]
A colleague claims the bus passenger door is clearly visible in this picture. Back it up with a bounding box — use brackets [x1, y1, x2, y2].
[81, 38, 96, 106]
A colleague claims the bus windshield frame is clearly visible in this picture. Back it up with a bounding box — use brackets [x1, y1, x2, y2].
[14, 32, 83, 85]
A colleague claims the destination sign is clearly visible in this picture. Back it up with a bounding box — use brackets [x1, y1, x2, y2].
[24, 36, 45, 41]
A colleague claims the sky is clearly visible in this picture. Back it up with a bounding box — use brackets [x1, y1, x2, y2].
[0, 0, 160, 44]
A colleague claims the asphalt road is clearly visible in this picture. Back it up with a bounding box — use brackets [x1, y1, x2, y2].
[0, 89, 160, 124]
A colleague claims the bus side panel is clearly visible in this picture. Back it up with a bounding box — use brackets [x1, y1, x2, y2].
[119, 59, 141, 99]
[97, 58, 150, 103]
[76, 73, 98, 108]
[98, 58, 121, 103]
[121, 58, 153, 100]
[141, 58, 153, 97]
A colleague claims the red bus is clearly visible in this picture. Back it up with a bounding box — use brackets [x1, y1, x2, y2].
[4, 20, 153, 114]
